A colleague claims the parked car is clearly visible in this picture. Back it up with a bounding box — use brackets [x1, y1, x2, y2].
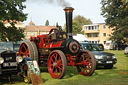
[124, 47, 128, 55]
[80, 42, 117, 69]
[104, 41, 127, 50]
[0, 42, 23, 80]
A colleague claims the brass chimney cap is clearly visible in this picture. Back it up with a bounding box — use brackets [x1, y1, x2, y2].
[64, 7, 74, 12]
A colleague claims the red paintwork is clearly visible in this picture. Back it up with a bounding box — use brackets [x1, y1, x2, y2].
[48, 51, 64, 78]
[45, 40, 63, 48]
[30, 34, 64, 49]
[66, 54, 84, 66]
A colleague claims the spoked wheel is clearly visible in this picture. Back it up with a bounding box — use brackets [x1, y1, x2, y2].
[76, 50, 96, 76]
[48, 50, 67, 79]
[23, 65, 31, 84]
[18, 41, 38, 83]
[18, 41, 38, 61]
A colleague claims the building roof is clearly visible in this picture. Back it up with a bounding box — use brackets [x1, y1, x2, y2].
[83, 23, 106, 26]
[25, 25, 56, 32]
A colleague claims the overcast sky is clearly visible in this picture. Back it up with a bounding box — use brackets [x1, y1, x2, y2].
[23, 0, 105, 26]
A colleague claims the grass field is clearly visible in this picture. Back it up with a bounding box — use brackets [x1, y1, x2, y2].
[0, 50, 128, 85]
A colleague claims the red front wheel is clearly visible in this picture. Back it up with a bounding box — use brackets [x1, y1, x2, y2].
[48, 50, 67, 79]
[76, 50, 96, 76]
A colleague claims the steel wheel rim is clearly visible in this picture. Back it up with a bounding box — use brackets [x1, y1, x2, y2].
[77, 51, 94, 76]
[48, 52, 64, 78]
[23, 65, 31, 83]
[24, 70, 30, 83]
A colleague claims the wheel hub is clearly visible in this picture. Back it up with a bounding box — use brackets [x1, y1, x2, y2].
[53, 62, 57, 67]
[83, 60, 89, 66]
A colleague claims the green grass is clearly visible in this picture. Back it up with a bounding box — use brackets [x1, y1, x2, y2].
[0, 50, 128, 85]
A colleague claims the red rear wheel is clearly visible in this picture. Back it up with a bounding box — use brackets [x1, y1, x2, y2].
[48, 50, 67, 79]
[76, 50, 96, 76]
[18, 41, 38, 61]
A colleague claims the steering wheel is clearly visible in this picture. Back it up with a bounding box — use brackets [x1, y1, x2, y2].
[49, 28, 59, 34]
[46, 28, 59, 44]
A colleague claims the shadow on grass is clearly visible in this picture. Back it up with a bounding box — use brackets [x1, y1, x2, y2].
[0, 75, 24, 85]
[63, 66, 80, 79]
[40, 66, 119, 80]
[40, 66, 80, 79]
[96, 66, 117, 70]
[42, 78, 48, 83]
[124, 55, 128, 57]
[40, 67, 48, 73]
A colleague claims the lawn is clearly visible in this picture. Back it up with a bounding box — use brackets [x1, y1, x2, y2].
[0, 50, 128, 85]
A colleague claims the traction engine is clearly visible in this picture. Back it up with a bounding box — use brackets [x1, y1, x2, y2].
[18, 7, 96, 81]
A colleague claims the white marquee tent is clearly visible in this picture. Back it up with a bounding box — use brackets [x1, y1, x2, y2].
[73, 34, 88, 42]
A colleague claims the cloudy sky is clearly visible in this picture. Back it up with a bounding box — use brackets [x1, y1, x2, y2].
[23, 0, 105, 26]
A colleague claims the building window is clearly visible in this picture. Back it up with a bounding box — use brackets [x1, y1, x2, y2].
[92, 41, 94, 43]
[92, 26, 94, 30]
[85, 26, 99, 30]
[93, 33, 99, 37]
[103, 33, 106, 37]
[85, 27, 86, 30]
[88, 26, 91, 30]
[103, 25, 106, 29]
[85, 27, 88, 30]
[95, 41, 97, 44]
[94, 26, 96, 30]
[104, 41, 106, 44]
[87, 34, 91, 37]
[89, 41, 99, 44]
[87, 33, 99, 38]
[96, 26, 99, 30]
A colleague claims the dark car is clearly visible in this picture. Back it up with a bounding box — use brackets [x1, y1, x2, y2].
[0, 42, 23, 80]
[80, 42, 117, 69]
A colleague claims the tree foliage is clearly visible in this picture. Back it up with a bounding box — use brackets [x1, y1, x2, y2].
[45, 20, 49, 26]
[0, 0, 27, 41]
[63, 15, 92, 34]
[101, 0, 128, 44]
[73, 15, 92, 26]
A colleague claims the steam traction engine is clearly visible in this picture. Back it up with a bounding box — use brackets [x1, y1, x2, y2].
[18, 7, 96, 82]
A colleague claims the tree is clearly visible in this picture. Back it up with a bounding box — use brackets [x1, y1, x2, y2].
[109, 29, 127, 44]
[101, 0, 128, 45]
[73, 15, 92, 26]
[0, 0, 27, 41]
[45, 20, 49, 26]
[122, 0, 128, 9]
[63, 15, 92, 34]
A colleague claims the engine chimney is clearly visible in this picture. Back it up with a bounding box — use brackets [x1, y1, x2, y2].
[64, 7, 74, 38]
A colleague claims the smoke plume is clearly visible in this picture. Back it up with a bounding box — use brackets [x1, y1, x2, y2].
[27, 0, 71, 7]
